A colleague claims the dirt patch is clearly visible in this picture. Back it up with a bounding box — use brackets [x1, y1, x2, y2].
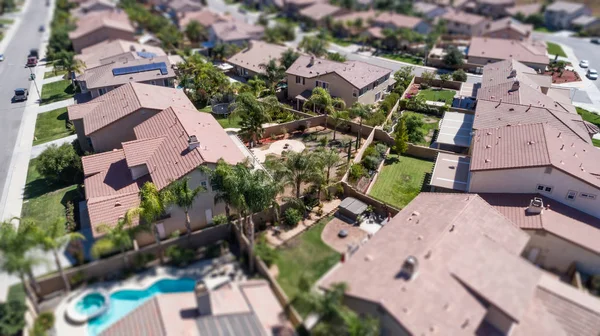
[544, 70, 581, 84]
[321, 217, 369, 254]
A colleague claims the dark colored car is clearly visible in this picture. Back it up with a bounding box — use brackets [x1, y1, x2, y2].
[13, 88, 28, 102]
[592, 38, 600, 45]
[39, 25, 45, 32]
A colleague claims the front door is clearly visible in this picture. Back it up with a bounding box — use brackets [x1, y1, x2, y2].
[205, 209, 213, 225]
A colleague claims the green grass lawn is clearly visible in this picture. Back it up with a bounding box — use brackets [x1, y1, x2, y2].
[577, 107, 600, 128]
[7, 283, 25, 304]
[274, 16, 298, 26]
[199, 107, 242, 128]
[0, 18, 14, 25]
[40, 80, 77, 105]
[547, 42, 566, 57]
[369, 154, 433, 209]
[593, 139, 600, 147]
[417, 88, 456, 105]
[534, 26, 551, 33]
[33, 107, 73, 146]
[276, 216, 340, 316]
[380, 53, 423, 65]
[44, 69, 67, 79]
[403, 111, 440, 146]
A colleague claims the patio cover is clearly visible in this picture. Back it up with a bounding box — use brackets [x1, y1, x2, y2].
[339, 197, 368, 217]
[295, 89, 312, 101]
[430, 153, 470, 192]
[436, 112, 474, 148]
[196, 312, 267, 336]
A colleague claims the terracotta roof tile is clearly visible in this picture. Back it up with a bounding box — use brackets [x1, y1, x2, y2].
[210, 19, 264, 42]
[332, 10, 377, 24]
[122, 138, 166, 168]
[82, 149, 126, 176]
[69, 9, 134, 40]
[373, 12, 424, 30]
[468, 37, 548, 65]
[227, 41, 290, 75]
[179, 8, 229, 28]
[299, 3, 342, 21]
[484, 17, 533, 37]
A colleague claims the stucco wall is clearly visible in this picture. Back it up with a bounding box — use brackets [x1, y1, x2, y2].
[72, 119, 92, 152]
[89, 108, 159, 152]
[468, 167, 600, 218]
[72, 27, 136, 53]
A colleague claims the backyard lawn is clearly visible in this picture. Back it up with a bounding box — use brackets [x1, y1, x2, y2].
[417, 88, 455, 105]
[593, 139, 600, 147]
[41, 80, 77, 105]
[369, 154, 433, 209]
[33, 107, 73, 145]
[44, 69, 67, 79]
[546, 42, 566, 57]
[380, 53, 423, 65]
[199, 107, 242, 128]
[275, 216, 340, 315]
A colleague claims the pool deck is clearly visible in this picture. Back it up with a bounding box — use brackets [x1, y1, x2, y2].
[54, 256, 243, 335]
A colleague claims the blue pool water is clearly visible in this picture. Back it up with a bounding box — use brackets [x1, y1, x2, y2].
[76, 293, 105, 316]
[87, 278, 196, 336]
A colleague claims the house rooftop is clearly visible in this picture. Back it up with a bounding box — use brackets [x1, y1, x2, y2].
[484, 17, 533, 37]
[210, 19, 264, 42]
[286, 54, 392, 89]
[373, 12, 424, 30]
[178, 8, 229, 28]
[572, 15, 600, 26]
[470, 123, 600, 188]
[76, 56, 176, 90]
[413, 2, 440, 14]
[546, 1, 588, 14]
[77, 39, 166, 68]
[168, 0, 203, 12]
[441, 9, 488, 26]
[506, 3, 542, 17]
[332, 9, 377, 24]
[468, 37, 548, 65]
[67, 82, 195, 136]
[227, 41, 290, 75]
[299, 3, 342, 21]
[69, 9, 134, 39]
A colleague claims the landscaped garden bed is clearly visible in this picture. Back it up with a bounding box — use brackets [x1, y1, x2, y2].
[348, 142, 388, 192]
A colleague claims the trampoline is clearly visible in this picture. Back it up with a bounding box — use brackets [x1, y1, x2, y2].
[212, 103, 232, 116]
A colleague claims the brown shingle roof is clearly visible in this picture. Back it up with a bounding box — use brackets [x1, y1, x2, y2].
[471, 123, 600, 188]
[441, 9, 487, 26]
[227, 41, 290, 75]
[76, 56, 176, 90]
[179, 8, 229, 28]
[320, 193, 531, 335]
[299, 3, 342, 21]
[373, 12, 424, 30]
[484, 17, 533, 37]
[67, 82, 195, 135]
[468, 37, 548, 65]
[69, 9, 134, 39]
[286, 55, 391, 89]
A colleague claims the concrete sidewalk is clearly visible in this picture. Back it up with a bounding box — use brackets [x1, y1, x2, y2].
[37, 97, 74, 114]
[30, 134, 77, 159]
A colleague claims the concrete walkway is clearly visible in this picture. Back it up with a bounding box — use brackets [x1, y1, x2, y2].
[37, 97, 74, 114]
[42, 74, 65, 84]
[30, 134, 77, 159]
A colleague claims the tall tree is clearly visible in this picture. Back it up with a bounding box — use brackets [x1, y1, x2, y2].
[348, 102, 370, 148]
[185, 20, 207, 44]
[203, 160, 243, 222]
[280, 48, 300, 69]
[330, 110, 348, 141]
[157, 25, 183, 51]
[318, 149, 340, 184]
[34, 219, 84, 293]
[91, 219, 134, 267]
[394, 117, 408, 154]
[165, 177, 205, 240]
[304, 87, 346, 115]
[259, 59, 286, 93]
[232, 92, 272, 145]
[271, 150, 322, 198]
[299, 36, 329, 57]
[54, 50, 86, 84]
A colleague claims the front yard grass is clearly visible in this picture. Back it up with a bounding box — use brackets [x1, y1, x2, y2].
[274, 16, 298, 26]
[547, 42, 566, 57]
[576, 107, 600, 129]
[369, 154, 433, 209]
[40, 80, 76, 105]
[380, 53, 423, 65]
[44, 69, 67, 79]
[417, 88, 455, 105]
[33, 107, 73, 146]
[275, 216, 340, 316]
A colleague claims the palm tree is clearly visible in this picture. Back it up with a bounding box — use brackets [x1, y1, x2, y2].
[231, 92, 272, 145]
[349, 103, 371, 149]
[54, 50, 86, 84]
[129, 182, 170, 263]
[91, 218, 134, 267]
[304, 87, 346, 115]
[280, 48, 300, 69]
[165, 177, 205, 240]
[330, 110, 348, 141]
[318, 149, 340, 185]
[0, 220, 41, 312]
[299, 36, 329, 57]
[259, 59, 286, 93]
[185, 20, 207, 44]
[34, 219, 84, 293]
[203, 160, 240, 222]
[271, 150, 322, 198]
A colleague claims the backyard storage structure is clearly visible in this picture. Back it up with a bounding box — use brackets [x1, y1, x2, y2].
[338, 197, 368, 221]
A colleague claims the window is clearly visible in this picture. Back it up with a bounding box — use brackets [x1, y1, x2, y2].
[566, 190, 577, 201]
[163, 79, 170, 87]
[296, 76, 305, 85]
[580, 193, 597, 200]
[353, 89, 358, 97]
[544, 167, 552, 174]
[201, 181, 208, 189]
[536, 184, 553, 193]
[98, 88, 106, 96]
[315, 80, 329, 89]
[375, 91, 381, 101]
[359, 87, 368, 96]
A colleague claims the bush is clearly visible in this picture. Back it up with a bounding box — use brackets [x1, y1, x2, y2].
[69, 270, 85, 288]
[363, 145, 378, 159]
[298, 124, 307, 133]
[0, 301, 26, 336]
[319, 136, 328, 146]
[283, 208, 302, 227]
[255, 235, 278, 267]
[379, 93, 400, 113]
[132, 253, 154, 271]
[362, 155, 380, 171]
[349, 163, 367, 181]
[364, 110, 386, 126]
[165, 245, 195, 267]
[375, 143, 388, 156]
[212, 214, 228, 226]
[34, 312, 55, 333]
[452, 69, 467, 82]
[419, 82, 430, 90]
[37, 143, 82, 185]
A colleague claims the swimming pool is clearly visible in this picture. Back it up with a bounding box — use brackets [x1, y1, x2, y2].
[87, 277, 196, 336]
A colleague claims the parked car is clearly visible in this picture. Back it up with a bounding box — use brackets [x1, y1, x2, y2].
[587, 68, 598, 80]
[591, 38, 600, 45]
[13, 88, 28, 102]
[0, 54, 4, 62]
[580, 60, 589, 68]
[38, 25, 44, 32]
[26, 56, 37, 67]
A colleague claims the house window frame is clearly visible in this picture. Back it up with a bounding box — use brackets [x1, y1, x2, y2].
[566, 190, 577, 201]
[98, 88, 107, 95]
[579, 193, 597, 200]
[536, 184, 553, 193]
[353, 89, 358, 97]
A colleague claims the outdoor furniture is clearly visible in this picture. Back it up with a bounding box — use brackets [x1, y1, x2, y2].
[338, 230, 348, 238]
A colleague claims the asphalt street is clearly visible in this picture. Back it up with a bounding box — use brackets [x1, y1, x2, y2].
[0, 3, 50, 210]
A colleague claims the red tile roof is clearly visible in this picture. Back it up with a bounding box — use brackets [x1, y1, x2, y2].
[373, 12, 424, 30]
[122, 137, 165, 168]
[484, 17, 533, 37]
[468, 37, 549, 65]
[442, 9, 487, 26]
[69, 9, 134, 40]
[178, 8, 229, 28]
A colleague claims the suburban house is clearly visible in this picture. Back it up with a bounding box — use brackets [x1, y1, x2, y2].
[67, 82, 194, 153]
[482, 17, 533, 40]
[441, 9, 490, 36]
[505, 3, 542, 18]
[286, 55, 393, 110]
[571, 15, 600, 35]
[177, 8, 228, 30]
[207, 19, 264, 47]
[70, 0, 116, 18]
[320, 193, 600, 335]
[98, 278, 293, 335]
[332, 10, 378, 36]
[76, 39, 166, 68]
[370, 12, 431, 35]
[162, 0, 203, 17]
[76, 56, 177, 99]
[467, 37, 548, 71]
[463, 0, 516, 19]
[544, 1, 592, 30]
[298, 3, 345, 27]
[227, 41, 290, 79]
[69, 9, 136, 53]
[281, 0, 320, 18]
[413, 2, 448, 19]
[81, 105, 246, 244]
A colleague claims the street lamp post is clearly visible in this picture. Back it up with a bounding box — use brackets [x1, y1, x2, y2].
[28, 67, 41, 99]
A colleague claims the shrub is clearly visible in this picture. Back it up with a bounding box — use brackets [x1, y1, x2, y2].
[375, 143, 388, 156]
[349, 163, 367, 181]
[166, 245, 195, 267]
[69, 270, 85, 288]
[419, 82, 430, 90]
[380, 93, 400, 113]
[212, 214, 228, 226]
[452, 69, 467, 82]
[37, 143, 82, 185]
[283, 208, 302, 227]
[132, 253, 154, 271]
[319, 136, 328, 146]
[35, 312, 55, 332]
[0, 301, 26, 336]
[362, 155, 380, 171]
[364, 110, 386, 126]
[363, 145, 378, 158]
[255, 235, 278, 267]
[298, 124, 307, 133]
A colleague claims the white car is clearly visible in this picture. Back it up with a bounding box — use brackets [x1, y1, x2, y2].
[580, 60, 590, 68]
[587, 68, 598, 80]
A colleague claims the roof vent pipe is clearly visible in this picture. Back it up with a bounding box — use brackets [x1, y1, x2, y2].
[309, 56, 315, 66]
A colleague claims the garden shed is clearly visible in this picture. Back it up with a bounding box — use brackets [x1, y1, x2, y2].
[338, 197, 368, 221]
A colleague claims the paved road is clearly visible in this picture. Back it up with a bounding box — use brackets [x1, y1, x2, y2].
[0, 2, 50, 214]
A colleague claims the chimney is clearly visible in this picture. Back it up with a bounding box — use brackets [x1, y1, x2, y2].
[309, 56, 315, 66]
[510, 80, 520, 92]
[400, 256, 419, 280]
[527, 197, 544, 215]
[195, 281, 211, 315]
[188, 135, 199, 151]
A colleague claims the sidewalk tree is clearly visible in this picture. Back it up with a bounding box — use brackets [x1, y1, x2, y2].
[451, 69, 467, 82]
[34, 219, 84, 293]
[165, 177, 205, 240]
[54, 51, 86, 83]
